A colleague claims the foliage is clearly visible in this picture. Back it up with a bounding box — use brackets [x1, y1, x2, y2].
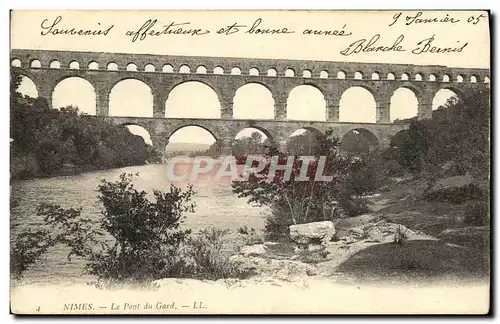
[393, 90, 490, 179]
[11, 173, 196, 285]
[10, 69, 160, 178]
[393, 225, 409, 245]
[186, 228, 252, 280]
[12, 173, 252, 284]
[232, 129, 377, 239]
[338, 197, 370, 217]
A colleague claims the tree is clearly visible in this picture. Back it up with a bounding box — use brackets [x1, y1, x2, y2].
[10, 68, 161, 178]
[232, 129, 374, 238]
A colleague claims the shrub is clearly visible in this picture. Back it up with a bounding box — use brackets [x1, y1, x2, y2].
[232, 130, 379, 239]
[463, 201, 489, 226]
[186, 228, 252, 280]
[11, 173, 197, 285]
[237, 226, 264, 245]
[339, 197, 370, 217]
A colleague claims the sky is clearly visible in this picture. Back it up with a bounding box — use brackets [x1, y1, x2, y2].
[11, 10, 490, 145]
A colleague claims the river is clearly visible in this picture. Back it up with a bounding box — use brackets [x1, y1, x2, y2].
[10, 164, 268, 285]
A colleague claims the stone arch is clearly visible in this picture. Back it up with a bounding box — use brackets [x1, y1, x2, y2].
[339, 86, 376, 123]
[390, 129, 409, 149]
[286, 127, 325, 155]
[167, 124, 220, 145]
[52, 76, 97, 115]
[303, 70, 312, 78]
[372, 72, 380, 80]
[163, 64, 174, 73]
[337, 71, 346, 79]
[109, 78, 153, 117]
[429, 74, 437, 81]
[401, 73, 409, 81]
[387, 72, 395, 80]
[320, 70, 328, 78]
[144, 63, 156, 72]
[287, 85, 326, 121]
[267, 68, 277, 76]
[196, 65, 207, 74]
[233, 127, 273, 156]
[166, 81, 221, 119]
[30, 59, 41, 68]
[457, 75, 464, 83]
[107, 62, 118, 71]
[88, 61, 99, 70]
[121, 123, 153, 146]
[354, 71, 363, 79]
[285, 68, 295, 77]
[231, 67, 241, 75]
[49, 60, 61, 69]
[484, 76, 490, 83]
[442, 74, 450, 82]
[249, 67, 259, 76]
[470, 75, 477, 83]
[290, 127, 323, 137]
[213, 66, 224, 74]
[415, 73, 423, 81]
[15, 75, 39, 98]
[126, 63, 137, 71]
[389, 87, 419, 122]
[340, 128, 380, 153]
[179, 65, 191, 74]
[432, 88, 461, 111]
[69, 61, 80, 69]
[11, 58, 21, 67]
[233, 82, 274, 119]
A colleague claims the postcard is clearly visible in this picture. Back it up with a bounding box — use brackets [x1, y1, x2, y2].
[10, 10, 491, 315]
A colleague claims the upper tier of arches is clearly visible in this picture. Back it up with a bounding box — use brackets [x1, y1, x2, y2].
[10, 49, 490, 83]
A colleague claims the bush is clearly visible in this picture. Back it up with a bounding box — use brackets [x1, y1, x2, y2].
[11, 172, 197, 286]
[463, 201, 489, 226]
[187, 228, 252, 280]
[339, 197, 370, 217]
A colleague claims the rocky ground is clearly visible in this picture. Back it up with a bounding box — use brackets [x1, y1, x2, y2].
[220, 173, 490, 288]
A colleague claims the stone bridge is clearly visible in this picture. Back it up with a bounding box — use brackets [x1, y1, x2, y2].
[104, 116, 408, 155]
[10, 49, 490, 155]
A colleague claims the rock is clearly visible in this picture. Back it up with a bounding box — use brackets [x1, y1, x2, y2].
[307, 243, 325, 252]
[365, 226, 384, 243]
[240, 244, 267, 257]
[289, 221, 335, 246]
[229, 255, 318, 278]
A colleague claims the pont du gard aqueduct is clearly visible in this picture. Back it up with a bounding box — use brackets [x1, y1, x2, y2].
[10, 49, 490, 156]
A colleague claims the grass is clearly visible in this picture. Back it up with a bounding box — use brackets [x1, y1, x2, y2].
[335, 240, 489, 285]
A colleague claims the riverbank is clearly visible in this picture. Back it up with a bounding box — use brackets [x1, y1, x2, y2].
[10, 152, 152, 181]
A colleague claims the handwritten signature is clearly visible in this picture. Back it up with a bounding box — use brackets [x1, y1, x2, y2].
[340, 34, 468, 56]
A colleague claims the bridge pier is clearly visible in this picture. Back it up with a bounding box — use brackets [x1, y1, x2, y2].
[376, 99, 390, 123]
[274, 95, 287, 120]
[153, 92, 168, 118]
[326, 98, 340, 122]
[220, 96, 233, 119]
[151, 135, 167, 163]
[96, 91, 109, 116]
[418, 98, 433, 120]
[38, 83, 53, 108]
